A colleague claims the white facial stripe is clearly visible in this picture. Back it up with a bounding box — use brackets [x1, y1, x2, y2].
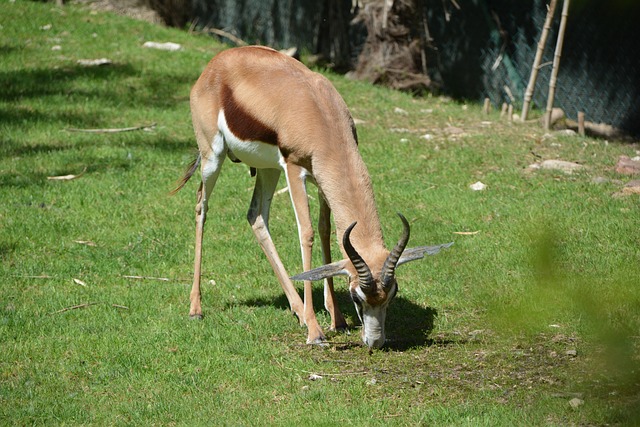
[362, 305, 387, 348]
[354, 286, 367, 302]
[354, 283, 397, 307]
[217, 110, 281, 169]
[352, 282, 397, 348]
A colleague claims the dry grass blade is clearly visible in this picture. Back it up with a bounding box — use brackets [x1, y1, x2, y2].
[64, 123, 156, 133]
[47, 167, 87, 181]
[74, 240, 97, 246]
[73, 278, 88, 287]
[49, 302, 98, 315]
[122, 275, 170, 282]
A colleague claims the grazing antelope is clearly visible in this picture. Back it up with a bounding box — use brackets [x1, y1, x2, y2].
[173, 46, 452, 349]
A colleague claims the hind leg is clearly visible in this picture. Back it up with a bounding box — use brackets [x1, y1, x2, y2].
[190, 134, 226, 318]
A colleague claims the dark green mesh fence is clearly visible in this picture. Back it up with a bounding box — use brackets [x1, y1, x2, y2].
[188, 0, 639, 135]
[424, 0, 640, 135]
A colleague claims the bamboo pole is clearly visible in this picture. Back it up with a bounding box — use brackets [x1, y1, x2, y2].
[521, 0, 558, 122]
[544, 0, 570, 130]
[577, 111, 585, 136]
[483, 98, 491, 114]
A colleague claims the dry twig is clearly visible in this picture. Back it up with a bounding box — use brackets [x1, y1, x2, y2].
[49, 302, 98, 315]
[122, 275, 170, 282]
[47, 167, 87, 181]
[201, 27, 247, 46]
[49, 302, 129, 315]
[65, 123, 156, 133]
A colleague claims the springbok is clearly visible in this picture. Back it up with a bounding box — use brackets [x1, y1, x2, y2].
[173, 46, 452, 349]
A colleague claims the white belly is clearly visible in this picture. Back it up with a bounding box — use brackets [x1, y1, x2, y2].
[217, 110, 283, 169]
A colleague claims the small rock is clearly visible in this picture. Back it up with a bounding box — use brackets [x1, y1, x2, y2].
[614, 180, 640, 197]
[444, 125, 464, 135]
[368, 378, 377, 385]
[40, 24, 52, 31]
[393, 107, 409, 115]
[420, 133, 433, 140]
[77, 58, 112, 67]
[308, 374, 323, 381]
[539, 159, 584, 174]
[556, 129, 578, 136]
[142, 41, 182, 51]
[592, 177, 609, 184]
[569, 397, 584, 408]
[566, 349, 577, 357]
[542, 108, 565, 127]
[592, 176, 623, 185]
[469, 181, 487, 191]
[615, 156, 640, 175]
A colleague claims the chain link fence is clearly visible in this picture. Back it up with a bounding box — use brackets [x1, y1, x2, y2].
[185, 0, 639, 135]
[425, 0, 640, 135]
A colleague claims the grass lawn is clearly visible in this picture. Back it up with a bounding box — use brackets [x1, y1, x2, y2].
[1, 1, 639, 425]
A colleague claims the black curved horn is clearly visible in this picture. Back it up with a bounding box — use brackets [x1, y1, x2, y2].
[381, 213, 410, 290]
[343, 222, 374, 293]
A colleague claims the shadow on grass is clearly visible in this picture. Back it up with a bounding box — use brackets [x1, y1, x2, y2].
[0, 63, 137, 103]
[0, 63, 196, 155]
[0, 241, 18, 260]
[239, 286, 440, 352]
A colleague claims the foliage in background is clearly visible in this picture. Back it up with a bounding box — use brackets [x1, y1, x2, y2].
[1, 1, 639, 424]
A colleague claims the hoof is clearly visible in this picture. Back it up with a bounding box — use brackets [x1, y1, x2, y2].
[307, 337, 329, 347]
[307, 331, 328, 346]
[189, 313, 203, 320]
[330, 324, 350, 334]
[292, 311, 305, 327]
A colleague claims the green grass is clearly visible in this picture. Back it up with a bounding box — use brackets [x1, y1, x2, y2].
[2, 1, 639, 425]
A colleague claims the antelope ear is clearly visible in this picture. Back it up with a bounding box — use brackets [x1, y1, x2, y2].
[290, 259, 350, 282]
[397, 242, 454, 267]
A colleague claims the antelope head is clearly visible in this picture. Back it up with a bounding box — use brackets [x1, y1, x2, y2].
[291, 213, 452, 349]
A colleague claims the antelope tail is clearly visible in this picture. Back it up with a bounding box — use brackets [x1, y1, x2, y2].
[169, 153, 201, 195]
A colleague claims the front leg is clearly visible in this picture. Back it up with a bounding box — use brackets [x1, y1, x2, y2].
[247, 169, 307, 327]
[284, 164, 326, 344]
[318, 190, 348, 331]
